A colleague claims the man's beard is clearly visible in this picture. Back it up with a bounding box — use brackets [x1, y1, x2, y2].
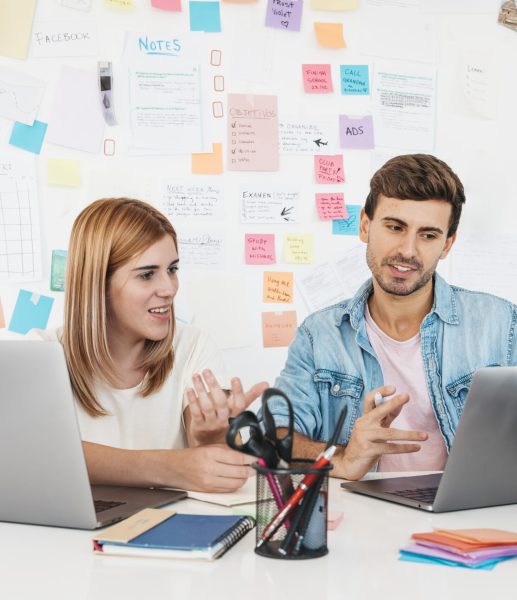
[366, 247, 436, 297]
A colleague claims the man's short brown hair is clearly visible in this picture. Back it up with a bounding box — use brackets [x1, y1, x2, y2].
[365, 154, 466, 237]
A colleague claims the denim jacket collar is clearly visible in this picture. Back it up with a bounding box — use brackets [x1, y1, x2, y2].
[335, 272, 459, 329]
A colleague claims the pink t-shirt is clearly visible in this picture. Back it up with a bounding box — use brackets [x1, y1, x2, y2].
[364, 305, 448, 472]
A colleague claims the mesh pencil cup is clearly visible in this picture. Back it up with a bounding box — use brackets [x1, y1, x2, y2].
[253, 459, 331, 560]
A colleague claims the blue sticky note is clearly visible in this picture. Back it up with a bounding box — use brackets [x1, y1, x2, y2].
[9, 120, 48, 155]
[332, 204, 361, 236]
[340, 65, 369, 95]
[189, 1, 221, 32]
[8, 289, 54, 335]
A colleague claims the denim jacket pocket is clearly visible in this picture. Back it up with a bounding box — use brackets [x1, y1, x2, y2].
[446, 364, 500, 415]
[313, 370, 364, 443]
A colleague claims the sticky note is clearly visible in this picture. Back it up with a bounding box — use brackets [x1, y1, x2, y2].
[262, 310, 297, 348]
[245, 234, 276, 265]
[47, 159, 81, 187]
[315, 193, 348, 220]
[314, 22, 346, 48]
[8, 290, 54, 335]
[104, 0, 133, 8]
[0, 0, 36, 59]
[189, 1, 221, 32]
[51, 250, 68, 292]
[339, 115, 374, 150]
[340, 65, 369, 95]
[314, 154, 344, 184]
[311, 0, 357, 9]
[302, 64, 333, 94]
[265, 0, 303, 32]
[192, 143, 223, 174]
[283, 234, 314, 264]
[9, 120, 47, 155]
[151, 0, 181, 10]
[332, 204, 361, 235]
[0, 298, 5, 329]
[263, 271, 294, 303]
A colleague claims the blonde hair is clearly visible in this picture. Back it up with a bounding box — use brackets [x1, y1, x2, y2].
[63, 198, 178, 417]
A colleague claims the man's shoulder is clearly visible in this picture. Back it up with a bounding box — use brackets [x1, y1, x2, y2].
[450, 284, 517, 313]
[301, 297, 355, 330]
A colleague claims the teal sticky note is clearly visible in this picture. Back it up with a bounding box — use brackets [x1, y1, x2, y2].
[189, 1, 221, 32]
[9, 120, 48, 155]
[332, 204, 361, 235]
[8, 289, 54, 335]
[340, 65, 369, 95]
[50, 250, 68, 292]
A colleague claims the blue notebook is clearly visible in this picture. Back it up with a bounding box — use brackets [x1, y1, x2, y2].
[94, 509, 255, 560]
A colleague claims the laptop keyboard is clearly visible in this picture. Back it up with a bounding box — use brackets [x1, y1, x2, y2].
[390, 486, 438, 504]
[94, 499, 126, 514]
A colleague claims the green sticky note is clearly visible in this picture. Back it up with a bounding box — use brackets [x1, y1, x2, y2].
[51, 250, 67, 292]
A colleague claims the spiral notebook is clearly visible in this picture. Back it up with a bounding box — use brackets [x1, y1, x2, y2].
[93, 509, 255, 561]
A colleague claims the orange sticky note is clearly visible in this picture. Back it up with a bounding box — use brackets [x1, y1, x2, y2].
[191, 143, 223, 175]
[263, 271, 293, 303]
[314, 22, 346, 48]
[262, 311, 297, 348]
[0, 298, 5, 329]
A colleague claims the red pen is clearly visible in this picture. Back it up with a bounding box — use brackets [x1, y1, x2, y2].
[257, 445, 336, 547]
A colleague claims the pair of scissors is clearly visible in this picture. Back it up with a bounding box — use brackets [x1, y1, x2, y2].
[261, 387, 294, 466]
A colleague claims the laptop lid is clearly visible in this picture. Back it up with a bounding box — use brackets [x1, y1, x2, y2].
[0, 341, 185, 529]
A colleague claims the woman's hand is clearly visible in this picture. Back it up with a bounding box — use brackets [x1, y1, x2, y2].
[184, 369, 268, 447]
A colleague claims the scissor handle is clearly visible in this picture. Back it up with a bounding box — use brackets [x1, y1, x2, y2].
[226, 411, 278, 467]
[261, 387, 294, 464]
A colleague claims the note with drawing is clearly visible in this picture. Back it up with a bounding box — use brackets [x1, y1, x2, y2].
[0, 66, 45, 126]
[239, 186, 299, 223]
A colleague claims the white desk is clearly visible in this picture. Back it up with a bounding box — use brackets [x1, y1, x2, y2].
[1, 477, 517, 600]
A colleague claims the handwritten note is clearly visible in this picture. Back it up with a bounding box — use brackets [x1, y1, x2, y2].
[245, 234, 276, 265]
[263, 271, 293, 303]
[314, 155, 344, 184]
[340, 65, 369, 95]
[302, 64, 333, 93]
[59, 0, 93, 10]
[8, 290, 54, 335]
[189, 1, 221, 32]
[284, 234, 314, 264]
[339, 115, 374, 149]
[151, 0, 181, 10]
[332, 204, 361, 235]
[279, 119, 336, 155]
[0, 66, 45, 126]
[314, 22, 346, 48]
[9, 120, 47, 155]
[31, 21, 98, 58]
[159, 180, 224, 220]
[178, 231, 225, 269]
[192, 143, 223, 174]
[262, 311, 297, 348]
[228, 94, 279, 171]
[239, 186, 299, 223]
[105, 0, 133, 9]
[47, 158, 81, 187]
[315, 193, 348, 220]
[0, 0, 36, 59]
[265, 0, 303, 31]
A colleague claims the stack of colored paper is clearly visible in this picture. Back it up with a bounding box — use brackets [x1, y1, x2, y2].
[400, 528, 517, 570]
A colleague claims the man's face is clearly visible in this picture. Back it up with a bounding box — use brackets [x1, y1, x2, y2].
[359, 194, 456, 297]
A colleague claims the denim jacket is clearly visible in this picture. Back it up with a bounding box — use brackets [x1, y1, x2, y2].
[271, 274, 517, 452]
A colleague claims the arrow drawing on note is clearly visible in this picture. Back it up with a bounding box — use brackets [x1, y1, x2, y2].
[281, 206, 294, 221]
[314, 139, 328, 147]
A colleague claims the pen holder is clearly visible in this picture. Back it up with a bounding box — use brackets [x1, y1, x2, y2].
[253, 460, 331, 560]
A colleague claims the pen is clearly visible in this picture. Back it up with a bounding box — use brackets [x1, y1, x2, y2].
[257, 445, 336, 548]
[258, 458, 292, 529]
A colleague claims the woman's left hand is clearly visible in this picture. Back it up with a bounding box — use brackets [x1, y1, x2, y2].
[185, 369, 269, 447]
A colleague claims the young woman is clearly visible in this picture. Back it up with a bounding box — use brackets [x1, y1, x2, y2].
[33, 198, 267, 492]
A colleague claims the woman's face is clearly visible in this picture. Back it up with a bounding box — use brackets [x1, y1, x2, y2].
[107, 235, 179, 345]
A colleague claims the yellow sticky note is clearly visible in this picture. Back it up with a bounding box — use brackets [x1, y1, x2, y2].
[47, 159, 81, 187]
[263, 272, 294, 303]
[104, 0, 133, 9]
[283, 234, 314, 264]
[314, 22, 347, 48]
[311, 0, 357, 9]
[0, 0, 37, 59]
[0, 298, 5, 329]
[192, 143, 223, 175]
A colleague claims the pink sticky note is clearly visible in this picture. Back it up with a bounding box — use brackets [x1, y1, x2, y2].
[314, 155, 345, 184]
[302, 64, 333, 94]
[315, 193, 348, 220]
[245, 233, 276, 265]
[151, 0, 182, 9]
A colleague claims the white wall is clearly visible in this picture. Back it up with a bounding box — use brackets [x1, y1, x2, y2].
[1, 0, 517, 388]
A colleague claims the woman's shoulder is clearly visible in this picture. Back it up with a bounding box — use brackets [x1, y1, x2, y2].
[28, 326, 63, 343]
[173, 320, 206, 349]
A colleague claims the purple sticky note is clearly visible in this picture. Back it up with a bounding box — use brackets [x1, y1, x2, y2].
[339, 115, 374, 150]
[265, 0, 303, 32]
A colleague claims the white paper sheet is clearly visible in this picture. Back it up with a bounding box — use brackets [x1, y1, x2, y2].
[0, 156, 41, 283]
[460, 51, 497, 120]
[157, 179, 224, 220]
[177, 230, 225, 270]
[278, 119, 337, 155]
[0, 66, 45, 125]
[31, 20, 98, 57]
[58, 0, 93, 10]
[372, 61, 437, 151]
[239, 186, 299, 224]
[46, 66, 105, 153]
[186, 476, 256, 506]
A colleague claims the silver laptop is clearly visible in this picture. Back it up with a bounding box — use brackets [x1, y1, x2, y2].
[341, 367, 517, 512]
[0, 341, 186, 529]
